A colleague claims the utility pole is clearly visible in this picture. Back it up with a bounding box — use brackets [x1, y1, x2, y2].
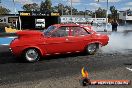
[13, 0, 17, 29]
[105, 0, 108, 30]
[70, 0, 73, 22]
[96, 0, 108, 31]
[61, 4, 63, 16]
[59, 3, 63, 16]
[0, 0, 1, 6]
[13, 0, 16, 16]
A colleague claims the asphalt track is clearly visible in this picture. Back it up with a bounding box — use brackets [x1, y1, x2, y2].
[0, 32, 132, 88]
[0, 45, 132, 88]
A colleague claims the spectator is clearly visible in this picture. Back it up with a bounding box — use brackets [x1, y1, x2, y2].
[111, 20, 119, 32]
[91, 21, 93, 26]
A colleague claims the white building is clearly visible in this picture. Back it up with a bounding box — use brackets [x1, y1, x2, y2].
[61, 15, 107, 24]
[0, 14, 18, 25]
[119, 10, 132, 24]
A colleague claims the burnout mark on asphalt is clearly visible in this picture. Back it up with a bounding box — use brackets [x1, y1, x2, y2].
[124, 63, 132, 66]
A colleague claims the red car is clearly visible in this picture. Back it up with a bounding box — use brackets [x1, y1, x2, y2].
[10, 24, 109, 62]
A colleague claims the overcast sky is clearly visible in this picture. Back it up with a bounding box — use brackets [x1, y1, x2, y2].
[0, 0, 132, 13]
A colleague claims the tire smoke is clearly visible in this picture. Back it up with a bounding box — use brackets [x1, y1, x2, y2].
[101, 26, 132, 54]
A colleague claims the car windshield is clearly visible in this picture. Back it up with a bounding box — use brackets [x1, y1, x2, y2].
[43, 25, 56, 36]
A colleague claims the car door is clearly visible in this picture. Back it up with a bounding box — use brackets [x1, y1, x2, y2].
[67, 26, 92, 52]
[44, 26, 70, 54]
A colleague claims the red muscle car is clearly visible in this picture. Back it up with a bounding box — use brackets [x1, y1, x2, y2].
[10, 23, 109, 62]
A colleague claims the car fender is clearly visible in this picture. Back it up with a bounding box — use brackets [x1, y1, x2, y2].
[22, 45, 47, 56]
[87, 41, 103, 47]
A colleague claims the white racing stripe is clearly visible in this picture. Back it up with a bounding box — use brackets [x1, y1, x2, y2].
[126, 67, 132, 72]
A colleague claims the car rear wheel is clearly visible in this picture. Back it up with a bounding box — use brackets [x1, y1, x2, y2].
[24, 48, 40, 62]
[86, 43, 98, 55]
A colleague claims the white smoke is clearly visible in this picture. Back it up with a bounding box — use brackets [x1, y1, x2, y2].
[101, 26, 132, 54]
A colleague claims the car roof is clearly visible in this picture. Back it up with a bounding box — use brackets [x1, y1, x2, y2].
[52, 23, 95, 32]
[53, 23, 81, 27]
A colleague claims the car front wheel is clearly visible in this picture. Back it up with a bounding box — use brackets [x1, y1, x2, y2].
[24, 48, 40, 62]
[86, 44, 98, 55]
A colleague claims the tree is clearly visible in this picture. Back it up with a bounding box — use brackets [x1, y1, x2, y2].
[60, 5, 78, 15]
[58, 3, 64, 15]
[40, 0, 52, 11]
[51, 6, 58, 12]
[72, 8, 78, 15]
[78, 11, 85, 15]
[0, 6, 10, 14]
[22, 3, 39, 11]
[63, 5, 71, 15]
[40, 1, 45, 11]
[85, 10, 93, 16]
[95, 7, 106, 18]
[45, 0, 52, 10]
[110, 6, 118, 20]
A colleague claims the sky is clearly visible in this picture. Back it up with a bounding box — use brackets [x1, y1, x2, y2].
[0, 0, 132, 14]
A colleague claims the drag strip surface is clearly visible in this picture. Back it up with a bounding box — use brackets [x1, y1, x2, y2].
[0, 31, 132, 88]
[0, 45, 132, 88]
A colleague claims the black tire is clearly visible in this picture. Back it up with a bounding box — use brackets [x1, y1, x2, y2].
[23, 48, 40, 63]
[86, 43, 98, 55]
[80, 78, 91, 86]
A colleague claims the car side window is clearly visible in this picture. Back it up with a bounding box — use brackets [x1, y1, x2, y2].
[50, 27, 69, 37]
[71, 27, 89, 36]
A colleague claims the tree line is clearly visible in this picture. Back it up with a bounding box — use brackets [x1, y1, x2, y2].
[0, 0, 119, 20]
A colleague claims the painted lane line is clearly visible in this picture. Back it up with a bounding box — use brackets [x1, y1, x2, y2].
[126, 67, 132, 72]
[0, 37, 16, 38]
[0, 37, 16, 45]
[7, 37, 16, 38]
[0, 44, 9, 46]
